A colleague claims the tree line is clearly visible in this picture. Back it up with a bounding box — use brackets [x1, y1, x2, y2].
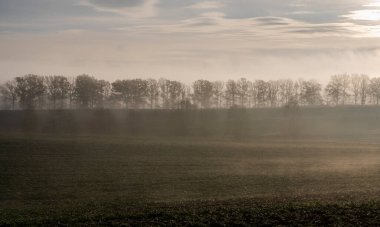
[0, 74, 379, 110]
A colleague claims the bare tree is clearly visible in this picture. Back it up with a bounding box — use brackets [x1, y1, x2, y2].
[350, 74, 361, 105]
[299, 80, 322, 106]
[193, 79, 213, 108]
[341, 74, 351, 105]
[158, 78, 170, 109]
[179, 84, 192, 109]
[212, 81, 224, 109]
[278, 79, 295, 106]
[15, 74, 46, 109]
[0, 80, 18, 110]
[168, 80, 184, 109]
[147, 79, 160, 109]
[359, 75, 370, 105]
[369, 77, 380, 105]
[45, 75, 70, 109]
[74, 74, 105, 108]
[267, 80, 280, 107]
[248, 81, 257, 108]
[5, 73, 380, 110]
[325, 75, 348, 106]
[236, 78, 250, 108]
[254, 80, 268, 107]
[158, 79, 184, 109]
[225, 80, 238, 108]
[112, 79, 148, 109]
[66, 76, 76, 109]
[97, 79, 111, 108]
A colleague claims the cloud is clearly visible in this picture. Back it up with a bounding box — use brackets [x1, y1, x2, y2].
[87, 0, 145, 8]
[119, 11, 371, 40]
[1, 0, 380, 83]
[187, 1, 225, 10]
[221, 0, 363, 24]
[254, 17, 290, 26]
[79, 0, 157, 18]
[346, 10, 380, 21]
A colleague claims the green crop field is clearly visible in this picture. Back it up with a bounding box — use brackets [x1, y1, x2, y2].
[1, 130, 380, 225]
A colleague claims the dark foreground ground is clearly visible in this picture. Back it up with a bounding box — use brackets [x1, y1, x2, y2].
[3, 196, 380, 226]
[1, 133, 380, 226]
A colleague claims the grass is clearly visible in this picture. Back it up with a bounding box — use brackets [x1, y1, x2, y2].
[1, 133, 380, 225]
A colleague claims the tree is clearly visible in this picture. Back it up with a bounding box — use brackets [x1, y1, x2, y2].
[340, 74, 351, 105]
[299, 80, 322, 105]
[74, 74, 103, 108]
[158, 79, 185, 109]
[351, 74, 361, 105]
[97, 79, 111, 108]
[0, 80, 18, 110]
[193, 79, 213, 108]
[267, 80, 280, 107]
[147, 79, 160, 109]
[325, 75, 349, 106]
[66, 77, 76, 109]
[167, 80, 184, 109]
[225, 80, 238, 108]
[112, 79, 148, 109]
[212, 81, 224, 109]
[111, 80, 129, 108]
[159, 78, 170, 109]
[254, 80, 268, 107]
[359, 75, 370, 105]
[45, 75, 70, 109]
[180, 84, 192, 109]
[278, 79, 295, 106]
[236, 78, 250, 107]
[14, 74, 46, 109]
[248, 81, 258, 108]
[369, 77, 380, 105]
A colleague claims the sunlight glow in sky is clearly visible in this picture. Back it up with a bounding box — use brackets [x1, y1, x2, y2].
[349, 10, 380, 21]
[0, 0, 380, 83]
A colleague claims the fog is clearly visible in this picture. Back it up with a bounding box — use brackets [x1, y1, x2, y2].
[1, 107, 379, 140]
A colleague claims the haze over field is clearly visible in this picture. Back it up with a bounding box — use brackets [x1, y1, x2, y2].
[1, 0, 380, 83]
[3, 1, 380, 225]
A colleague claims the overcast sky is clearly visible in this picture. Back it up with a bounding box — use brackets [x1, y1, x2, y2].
[1, 0, 380, 83]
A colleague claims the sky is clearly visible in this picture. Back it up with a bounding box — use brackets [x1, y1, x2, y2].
[1, 0, 380, 84]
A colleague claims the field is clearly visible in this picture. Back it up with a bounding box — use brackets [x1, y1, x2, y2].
[1, 108, 380, 225]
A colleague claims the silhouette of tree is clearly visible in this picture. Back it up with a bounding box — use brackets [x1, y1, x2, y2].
[299, 80, 322, 105]
[193, 79, 213, 108]
[159, 78, 170, 109]
[359, 75, 370, 105]
[278, 79, 296, 106]
[112, 79, 148, 109]
[212, 81, 224, 109]
[0, 80, 18, 110]
[254, 80, 268, 107]
[97, 79, 111, 108]
[167, 80, 184, 109]
[3, 73, 380, 110]
[15, 74, 46, 109]
[74, 74, 104, 108]
[350, 74, 361, 105]
[340, 74, 351, 105]
[267, 80, 280, 107]
[45, 75, 70, 109]
[225, 80, 238, 108]
[325, 75, 349, 106]
[147, 79, 160, 109]
[369, 77, 380, 105]
[236, 78, 250, 107]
